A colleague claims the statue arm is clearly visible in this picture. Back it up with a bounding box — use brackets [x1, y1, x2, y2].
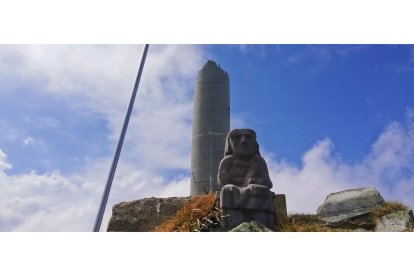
[217, 157, 232, 188]
[255, 157, 273, 189]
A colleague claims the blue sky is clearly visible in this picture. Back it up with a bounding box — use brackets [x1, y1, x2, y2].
[1, 44, 414, 231]
[213, 45, 414, 164]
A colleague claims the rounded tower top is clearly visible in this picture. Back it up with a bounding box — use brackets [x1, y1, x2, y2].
[197, 60, 229, 83]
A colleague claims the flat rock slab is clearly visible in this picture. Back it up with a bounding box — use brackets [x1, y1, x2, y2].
[107, 196, 190, 232]
[317, 187, 384, 228]
[375, 209, 414, 232]
[229, 221, 274, 232]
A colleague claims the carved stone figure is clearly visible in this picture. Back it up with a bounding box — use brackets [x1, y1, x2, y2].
[218, 129, 275, 229]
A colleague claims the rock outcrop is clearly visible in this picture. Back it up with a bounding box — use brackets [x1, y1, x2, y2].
[107, 196, 190, 232]
[317, 187, 384, 229]
[375, 209, 414, 232]
[107, 187, 413, 232]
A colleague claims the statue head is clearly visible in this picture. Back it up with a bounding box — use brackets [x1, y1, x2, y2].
[224, 129, 260, 158]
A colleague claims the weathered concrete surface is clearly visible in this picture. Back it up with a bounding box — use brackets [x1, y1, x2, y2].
[274, 194, 287, 226]
[375, 209, 414, 232]
[229, 221, 274, 232]
[190, 60, 230, 196]
[317, 187, 384, 229]
[107, 197, 190, 232]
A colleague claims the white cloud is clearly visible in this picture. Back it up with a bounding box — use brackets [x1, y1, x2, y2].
[0, 45, 207, 171]
[0, 148, 12, 171]
[0, 153, 190, 231]
[0, 45, 206, 231]
[268, 109, 414, 214]
[23, 116, 60, 129]
[23, 137, 36, 146]
[237, 45, 268, 58]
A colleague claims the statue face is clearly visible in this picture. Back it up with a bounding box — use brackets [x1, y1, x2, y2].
[230, 130, 256, 157]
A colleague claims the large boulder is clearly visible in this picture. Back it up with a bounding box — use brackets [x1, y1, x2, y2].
[375, 209, 414, 232]
[107, 196, 190, 232]
[317, 187, 384, 229]
[229, 221, 274, 232]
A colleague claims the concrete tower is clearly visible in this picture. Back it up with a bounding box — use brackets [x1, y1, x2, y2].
[190, 60, 230, 196]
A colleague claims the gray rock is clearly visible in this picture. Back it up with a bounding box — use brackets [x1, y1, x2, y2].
[375, 209, 414, 232]
[274, 194, 287, 226]
[107, 196, 190, 232]
[229, 221, 274, 232]
[317, 187, 384, 229]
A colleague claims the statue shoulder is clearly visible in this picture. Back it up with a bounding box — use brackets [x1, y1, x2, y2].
[221, 155, 234, 163]
[219, 155, 234, 169]
[253, 155, 267, 164]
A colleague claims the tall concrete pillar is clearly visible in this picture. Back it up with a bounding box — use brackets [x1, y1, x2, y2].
[190, 60, 230, 196]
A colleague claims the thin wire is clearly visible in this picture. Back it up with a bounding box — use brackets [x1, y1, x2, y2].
[93, 44, 150, 232]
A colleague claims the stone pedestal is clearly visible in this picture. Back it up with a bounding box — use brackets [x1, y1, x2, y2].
[220, 184, 275, 229]
[273, 194, 287, 226]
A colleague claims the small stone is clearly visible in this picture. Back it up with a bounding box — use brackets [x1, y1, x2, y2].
[375, 209, 414, 232]
[229, 221, 274, 232]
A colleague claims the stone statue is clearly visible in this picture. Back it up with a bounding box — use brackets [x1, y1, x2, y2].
[218, 129, 275, 229]
[218, 129, 272, 189]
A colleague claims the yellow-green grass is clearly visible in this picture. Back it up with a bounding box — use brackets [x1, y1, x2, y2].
[371, 201, 409, 221]
[155, 193, 219, 232]
[155, 198, 411, 232]
[277, 214, 352, 232]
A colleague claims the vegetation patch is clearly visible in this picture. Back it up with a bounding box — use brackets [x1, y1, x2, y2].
[154, 198, 411, 232]
[155, 193, 220, 232]
[371, 201, 408, 220]
[277, 213, 352, 232]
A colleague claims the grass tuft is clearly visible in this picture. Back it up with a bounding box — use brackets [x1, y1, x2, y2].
[154, 193, 220, 232]
[154, 198, 411, 232]
[371, 201, 408, 220]
[278, 213, 352, 232]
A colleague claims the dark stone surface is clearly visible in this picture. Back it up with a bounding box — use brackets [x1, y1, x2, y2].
[218, 129, 275, 229]
[221, 184, 274, 210]
[218, 129, 272, 189]
[107, 196, 190, 232]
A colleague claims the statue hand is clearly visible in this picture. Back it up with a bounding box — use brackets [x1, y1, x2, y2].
[218, 171, 230, 185]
